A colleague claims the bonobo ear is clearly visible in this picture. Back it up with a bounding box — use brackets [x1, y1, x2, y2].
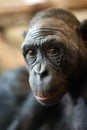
[22, 31, 27, 38]
[79, 19, 87, 41]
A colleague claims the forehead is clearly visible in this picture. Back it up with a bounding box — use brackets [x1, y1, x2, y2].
[29, 18, 71, 33]
[22, 18, 77, 48]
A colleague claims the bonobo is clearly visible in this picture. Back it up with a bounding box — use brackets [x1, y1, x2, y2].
[22, 8, 87, 106]
[8, 8, 87, 130]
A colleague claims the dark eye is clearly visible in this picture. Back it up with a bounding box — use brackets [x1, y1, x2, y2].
[47, 47, 59, 56]
[27, 49, 37, 57]
[25, 48, 37, 65]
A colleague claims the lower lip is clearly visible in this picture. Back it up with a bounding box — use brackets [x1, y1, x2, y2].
[34, 95, 50, 101]
[34, 89, 61, 102]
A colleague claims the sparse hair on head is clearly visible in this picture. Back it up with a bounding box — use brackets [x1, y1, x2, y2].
[29, 8, 80, 28]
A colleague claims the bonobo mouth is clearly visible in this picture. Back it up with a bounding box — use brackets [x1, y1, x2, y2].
[34, 86, 67, 106]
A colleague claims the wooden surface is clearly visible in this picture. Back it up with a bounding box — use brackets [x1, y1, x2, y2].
[50, 0, 87, 9]
[0, 32, 26, 73]
[0, 2, 51, 27]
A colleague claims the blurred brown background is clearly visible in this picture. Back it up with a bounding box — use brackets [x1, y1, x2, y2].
[0, 0, 87, 73]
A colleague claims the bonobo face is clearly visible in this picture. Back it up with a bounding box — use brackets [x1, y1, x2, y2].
[21, 16, 79, 106]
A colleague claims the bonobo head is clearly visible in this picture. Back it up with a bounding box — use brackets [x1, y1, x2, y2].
[21, 8, 87, 106]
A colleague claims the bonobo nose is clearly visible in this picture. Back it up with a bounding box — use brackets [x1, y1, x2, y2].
[34, 63, 48, 78]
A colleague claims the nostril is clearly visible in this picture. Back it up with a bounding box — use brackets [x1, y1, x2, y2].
[41, 70, 48, 78]
[34, 63, 49, 78]
[34, 70, 48, 78]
